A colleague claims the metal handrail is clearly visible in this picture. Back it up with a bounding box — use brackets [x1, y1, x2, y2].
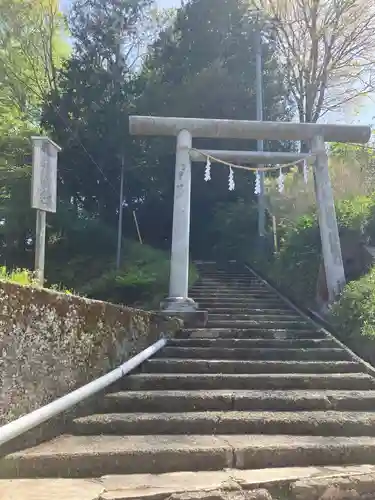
[0, 338, 167, 447]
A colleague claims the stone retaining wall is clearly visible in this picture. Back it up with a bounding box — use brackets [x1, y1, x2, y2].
[0, 281, 180, 451]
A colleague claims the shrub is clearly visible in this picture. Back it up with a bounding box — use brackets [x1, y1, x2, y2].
[330, 266, 375, 365]
[211, 199, 258, 262]
[266, 214, 320, 305]
[254, 194, 375, 307]
[80, 240, 198, 309]
[0, 266, 74, 294]
[0, 266, 37, 287]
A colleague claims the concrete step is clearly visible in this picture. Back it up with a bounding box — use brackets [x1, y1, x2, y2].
[181, 328, 327, 339]
[206, 308, 299, 315]
[121, 373, 375, 391]
[197, 273, 256, 279]
[155, 346, 350, 361]
[143, 359, 362, 374]
[198, 287, 267, 292]
[199, 302, 286, 310]
[101, 389, 375, 413]
[71, 410, 375, 437]
[206, 320, 314, 329]
[191, 286, 268, 292]
[207, 313, 310, 322]
[7, 467, 375, 500]
[193, 291, 277, 299]
[167, 338, 336, 349]
[197, 297, 285, 305]
[5, 434, 375, 478]
[197, 295, 282, 301]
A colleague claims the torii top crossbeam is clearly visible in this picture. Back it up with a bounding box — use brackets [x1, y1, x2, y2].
[129, 116, 371, 144]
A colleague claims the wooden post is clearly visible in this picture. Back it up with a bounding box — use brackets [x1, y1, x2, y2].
[133, 211, 143, 245]
[272, 215, 278, 254]
[35, 210, 46, 285]
[31, 137, 61, 287]
[312, 135, 346, 302]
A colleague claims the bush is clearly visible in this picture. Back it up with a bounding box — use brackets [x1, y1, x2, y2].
[211, 199, 259, 262]
[0, 266, 74, 294]
[330, 266, 375, 365]
[0, 266, 38, 287]
[254, 194, 375, 307]
[263, 214, 321, 305]
[79, 240, 198, 309]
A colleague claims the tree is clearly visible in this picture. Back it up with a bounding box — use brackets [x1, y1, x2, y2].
[42, 0, 292, 263]
[0, 0, 69, 115]
[42, 0, 155, 226]
[133, 0, 293, 256]
[252, 0, 375, 125]
[0, 0, 68, 266]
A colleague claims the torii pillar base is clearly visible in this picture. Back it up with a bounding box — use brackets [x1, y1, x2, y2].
[160, 297, 207, 328]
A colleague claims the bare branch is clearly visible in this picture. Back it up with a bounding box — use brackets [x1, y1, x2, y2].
[252, 0, 375, 124]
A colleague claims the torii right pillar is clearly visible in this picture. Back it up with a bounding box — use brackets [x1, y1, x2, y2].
[312, 135, 345, 303]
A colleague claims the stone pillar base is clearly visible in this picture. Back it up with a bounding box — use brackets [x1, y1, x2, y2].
[161, 297, 198, 313]
[160, 297, 208, 328]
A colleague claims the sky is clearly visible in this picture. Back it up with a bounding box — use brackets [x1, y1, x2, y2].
[60, 0, 374, 126]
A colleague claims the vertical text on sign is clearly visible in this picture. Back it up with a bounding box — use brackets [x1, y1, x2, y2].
[31, 138, 60, 214]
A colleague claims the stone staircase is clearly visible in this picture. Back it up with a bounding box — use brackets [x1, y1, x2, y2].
[3, 262, 375, 482]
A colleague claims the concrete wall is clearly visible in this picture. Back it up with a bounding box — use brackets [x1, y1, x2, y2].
[0, 282, 180, 450]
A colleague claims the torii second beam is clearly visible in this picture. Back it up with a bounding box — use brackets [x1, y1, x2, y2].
[190, 149, 310, 165]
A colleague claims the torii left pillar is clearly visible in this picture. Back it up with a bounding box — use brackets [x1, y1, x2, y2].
[161, 129, 198, 314]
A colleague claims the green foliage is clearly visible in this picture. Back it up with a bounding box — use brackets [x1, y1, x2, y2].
[256, 195, 375, 306]
[0, 0, 69, 115]
[258, 214, 321, 305]
[0, 266, 38, 287]
[79, 241, 198, 309]
[0, 0, 69, 268]
[330, 266, 375, 364]
[0, 266, 73, 294]
[210, 199, 259, 262]
[1, 0, 292, 306]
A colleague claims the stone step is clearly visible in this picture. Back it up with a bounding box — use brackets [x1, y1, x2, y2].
[193, 279, 263, 284]
[199, 302, 286, 310]
[206, 320, 314, 329]
[197, 297, 285, 304]
[199, 275, 256, 280]
[143, 359, 362, 374]
[167, 338, 336, 349]
[198, 287, 267, 292]
[121, 373, 374, 391]
[180, 328, 327, 339]
[191, 286, 268, 292]
[207, 313, 310, 322]
[197, 295, 282, 302]
[5, 434, 375, 478]
[198, 273, 256, 279]
[101, 389, 375, 413]
[193, 291, 277, 298]
[71, 410, 375, 437]
[155, 346, 350, 361]
[206, 308, 299, 315]
[7, 466, 375, 500]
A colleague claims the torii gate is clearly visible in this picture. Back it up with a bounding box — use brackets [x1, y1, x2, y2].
[129, 116, 371, 316]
